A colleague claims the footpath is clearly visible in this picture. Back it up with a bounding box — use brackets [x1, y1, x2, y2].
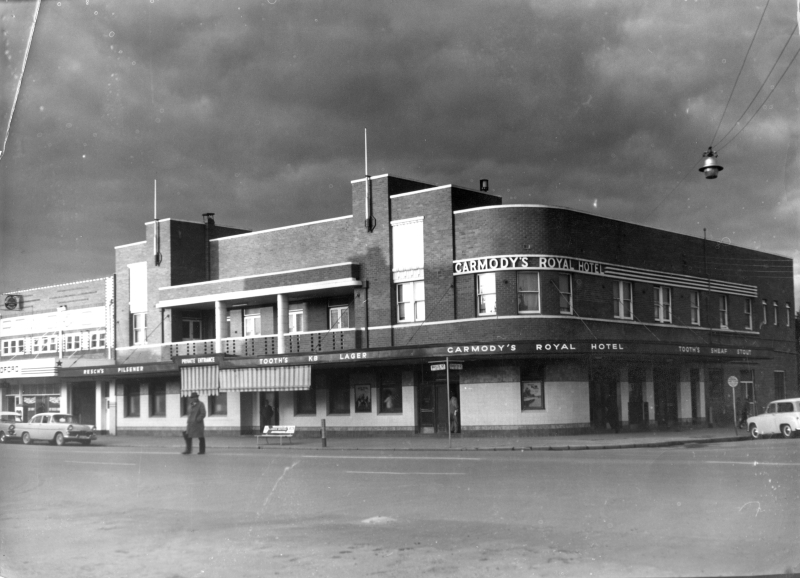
[94, 424, 749, 452]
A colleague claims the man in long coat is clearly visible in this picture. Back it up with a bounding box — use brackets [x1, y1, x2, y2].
[182, 392, 206, 455]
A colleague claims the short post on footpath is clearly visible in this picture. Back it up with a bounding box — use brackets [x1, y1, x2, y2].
[321, 418, 327, 448]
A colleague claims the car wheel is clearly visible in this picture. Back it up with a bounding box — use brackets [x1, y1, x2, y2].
[21, 432, 32, 445]
[0, 431, 6, 443]
[780, 424, 794, 439]
[749, 424, 761, 439]
[54, 432, 65, 446]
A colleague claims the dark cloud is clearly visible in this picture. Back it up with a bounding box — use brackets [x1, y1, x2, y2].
[0, 0, 797, 298]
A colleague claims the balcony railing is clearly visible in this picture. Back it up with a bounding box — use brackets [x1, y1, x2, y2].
[163, 330, 356, 359]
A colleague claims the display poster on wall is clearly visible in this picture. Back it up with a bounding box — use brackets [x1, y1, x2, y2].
[354, 384, 371, 413]
[521, 381, 544, 410]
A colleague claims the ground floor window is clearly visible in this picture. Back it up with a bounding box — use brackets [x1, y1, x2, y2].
[355, 384, 371, 413]
[379, 373, 402, 413]
[149, 383, 166, 417]
[124, 384, 140, 417]
[209, 393, 227, 416]
[328, 382, 350, 414]
[295, 389, 316, 415]
[520, 363, 545, 410]
[739, 369, 754, 402]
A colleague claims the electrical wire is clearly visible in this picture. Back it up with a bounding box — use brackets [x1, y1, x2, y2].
[0, 0, 41, 162]
[710, 0, 770, 147]
[715, 22, 799, 150]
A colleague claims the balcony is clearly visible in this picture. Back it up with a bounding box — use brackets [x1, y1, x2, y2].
[166, 329, 356, 358]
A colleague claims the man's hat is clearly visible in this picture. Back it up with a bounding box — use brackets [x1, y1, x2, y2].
[190, 392, 199, 398]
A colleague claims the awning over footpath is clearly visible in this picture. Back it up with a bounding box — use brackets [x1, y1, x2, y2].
[219, 366, 311, 392]
[180, 365, 220, 397]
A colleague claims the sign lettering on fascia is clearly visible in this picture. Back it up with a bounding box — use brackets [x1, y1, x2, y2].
[453, 255, 604, 275]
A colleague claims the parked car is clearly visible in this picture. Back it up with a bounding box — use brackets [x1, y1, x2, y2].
[747, 398, 800, 439]
[0, 411, 23, 443]
[19, 413, 97, 446]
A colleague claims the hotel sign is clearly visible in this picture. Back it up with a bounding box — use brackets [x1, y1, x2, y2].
[453, 255, 604, 276]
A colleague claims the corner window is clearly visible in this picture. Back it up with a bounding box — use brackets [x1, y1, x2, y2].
[653, 286, 671, 323]
[329, 306, 350, 329]
[397, 281, 425, 322]
[744, 298, 753, 330]
[558, 273, 573, 315]
[209, 393, 227, 416]
[690, 291, 701, 325]
[244, 309, 261, 336]
[520, 363, 545, 410]
[294, 389, 316, 415]
[477, 273, 496, 316]
[719, 295, 729, 328]
[613, 281, 633, 320]
[517, 272, 540, 314]
[124, 384, 140, 417]
[379, 373, 402, 414]
[773, 301, 778, 326]
[289, 309, 304, 333]
[149, 384, 166, 417]
[132, 313, 147, 345]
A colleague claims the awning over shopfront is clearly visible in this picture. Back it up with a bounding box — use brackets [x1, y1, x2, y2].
[219, 366, 311, 392]
[180, 365, 220, 396]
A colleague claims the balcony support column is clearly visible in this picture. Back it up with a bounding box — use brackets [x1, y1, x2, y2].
[277, 294, 289, 354]
[214, 301, 227, 354]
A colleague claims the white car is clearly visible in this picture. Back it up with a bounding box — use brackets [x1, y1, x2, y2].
[19, 413, 97, 446]
[0, 411, 23, 443]
[747, 398, 800, 439]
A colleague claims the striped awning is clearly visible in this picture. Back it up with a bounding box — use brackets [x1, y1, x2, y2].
[219, 366, 311, 392]
[180, 365, 220, 397]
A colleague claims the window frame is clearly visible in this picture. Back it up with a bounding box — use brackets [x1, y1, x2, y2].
[785, 303, 791, 327]
[132, 312, 147, 345]
[558, 273, 573, 315]
[773, 301, 778, 326]
[182, 318, 202, 341]
[32, 335, 58, 353]
[476, 273, 497, 316]
[63, 333, 82, 352]
[243, 309, 261, 337]
[690, 290, 701, 326]
[89, 330, 106, 350]
[327, 382, 351, 415]
[520, 363, 545, 411]
[208, 392, 228, 416]
[1, 338, 25, 356]
[149, 383, 167, 417]
[719, 295, 729, 329]
[289, 309, 304, 333]
[294, 389, 317, 415]
[653, 286, 672, 323]
[396, 280, 425, 323]
[517, 271, 541, 314]
[328, 305, 350, 329]
[124, 384, 140, 418]
[744, 298, 753, 330]
[613, 281, 633, 320]
[379, 373, 403, 414]
[762, 299, 768, 327]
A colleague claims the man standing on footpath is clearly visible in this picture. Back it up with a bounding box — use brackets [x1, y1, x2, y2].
[182, 392, 206, 455]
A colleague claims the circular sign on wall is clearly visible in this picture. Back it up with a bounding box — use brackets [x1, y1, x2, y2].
[727, 376, 739, 388]
[4, 295, 19, 310]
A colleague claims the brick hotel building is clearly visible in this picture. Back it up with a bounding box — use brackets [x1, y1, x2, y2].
[1, 173, 796, 436]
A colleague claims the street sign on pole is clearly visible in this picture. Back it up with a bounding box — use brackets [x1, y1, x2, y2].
[728, 376, 739, 437]
[727, 376, 738, 388]
[429, 361, 463, 372]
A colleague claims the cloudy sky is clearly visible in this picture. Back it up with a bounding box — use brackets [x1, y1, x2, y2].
[1, 0, 798, 303]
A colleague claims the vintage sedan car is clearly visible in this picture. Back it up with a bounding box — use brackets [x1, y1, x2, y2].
[0, 411, 23, 443]
[747, 398, 800, 439]
[19, 413, 97, 446]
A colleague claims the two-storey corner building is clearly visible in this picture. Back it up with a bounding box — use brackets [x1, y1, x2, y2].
[108, 173, 796, 437]
[0, 277, 115, 427]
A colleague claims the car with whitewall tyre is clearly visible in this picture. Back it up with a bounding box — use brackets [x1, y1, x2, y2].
[747, 398, 800, 439]
[19, 413, 97, 446]
[0, 411, 23, 443]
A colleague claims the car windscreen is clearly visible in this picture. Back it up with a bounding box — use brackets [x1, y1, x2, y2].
[1, 415, 21, 423]
[52, 415, 74, 424]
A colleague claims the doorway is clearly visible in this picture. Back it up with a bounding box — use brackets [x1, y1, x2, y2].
[71, 383, 97, 425]
[419, 368, 458, 434]
[653, 365, 679, 426]
[627, 366, 646, 427]
[590, 364, 619, 431]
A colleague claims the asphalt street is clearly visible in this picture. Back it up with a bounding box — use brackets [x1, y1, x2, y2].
[1, 438, 798, 578]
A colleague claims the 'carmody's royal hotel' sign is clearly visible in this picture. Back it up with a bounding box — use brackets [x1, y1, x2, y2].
[453, 255, 604, 275]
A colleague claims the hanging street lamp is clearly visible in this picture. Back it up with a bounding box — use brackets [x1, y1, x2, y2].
[699, 147, 723, 179]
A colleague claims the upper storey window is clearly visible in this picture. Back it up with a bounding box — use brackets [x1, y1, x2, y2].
[613, 281, 633, 320]
[517, 272, 540, 314]
[719, 295, 729, 329]
[391, 217, 424, 280]
[653, 286, 671, 323]
[477, 273, 496, 316]
[397, 281, 425, 322]
[329, 306, 349, 329]
[744, 298, 753, 330]
[244, 309, 261, 336]
[690, 291, 701, 325]
[558, 274, 573, 315]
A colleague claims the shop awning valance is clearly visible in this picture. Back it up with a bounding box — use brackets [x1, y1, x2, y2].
[219, 366, 311, 392]
[180, 365, 220, 396]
